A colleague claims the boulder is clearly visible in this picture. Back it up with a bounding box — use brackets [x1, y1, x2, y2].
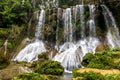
[0, 63, 32, 80]
[96, 44, 105, 51]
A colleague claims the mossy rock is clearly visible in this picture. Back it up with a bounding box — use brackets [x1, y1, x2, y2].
[96, 44, 106, 51]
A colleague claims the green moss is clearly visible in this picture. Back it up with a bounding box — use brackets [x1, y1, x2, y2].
[73, 71, 120, 80]
[13, 73, 48, 80]
[73, 71, 103, 80]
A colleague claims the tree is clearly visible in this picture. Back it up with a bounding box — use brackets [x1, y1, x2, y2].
[0, 0, 32, 28]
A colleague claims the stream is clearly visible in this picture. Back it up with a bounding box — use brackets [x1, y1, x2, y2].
[59, 73, 73, 80]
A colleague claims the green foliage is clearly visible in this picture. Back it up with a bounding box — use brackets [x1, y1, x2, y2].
[82, 49, 115, 69]
[103, 74, 120, 80]
[116, 61, 120, 69]
[31, 52, 49, 69]
[73, 71, 103, 80]
[81, 48, 120, 70]
[38, 52, 49, 60]
[0, 28, 10, 39]
[112, 47, 120, 52]
[35, 61, 64, 75]
[59, 0, 80, 8]
[0, 0, 32, 28]
[81, 53, 95, 67]
[13, 73, 48, 80]
[73, 71, 120, 80]
[0, 56, 10, 69]
[0, 40, 4, 47]
[31, 59, 48, 70]
[72, 68, 80, 77]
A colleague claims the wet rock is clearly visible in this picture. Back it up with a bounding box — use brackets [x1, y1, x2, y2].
[96, 44, 105, 51]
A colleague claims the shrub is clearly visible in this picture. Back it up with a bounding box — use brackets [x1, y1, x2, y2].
[83, 72, 103, 80]
[73, 71, 103, 80]
[73, 71, 120, 80]
[35, 61, 64, 75]
[38, 52, 48, 60]
[82, 49, 114, 69]
[81, 53, 95, 67]
[72, 68, 81, 77]
[116, 61, 120, 70]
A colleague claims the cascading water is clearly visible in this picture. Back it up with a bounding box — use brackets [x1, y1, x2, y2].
[88, 5, 96, 36]
[63, 8, 73, 42]
[14, 2, 120, 73]
[101, 5, 120, 48]
[35, 10, 45, 39]
[53, 4, 100, 72]
[79, 5, 85, 38]
[55, 8, 61, 50]
[13, 10, 46, 62]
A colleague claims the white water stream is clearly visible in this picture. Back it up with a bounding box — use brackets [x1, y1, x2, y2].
[14, 10, 46, 62]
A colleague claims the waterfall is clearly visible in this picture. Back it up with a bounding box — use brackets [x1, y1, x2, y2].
[13, 10, 46, 62]
[63, 8, 73, 42]
[101, 5, 120, 48]
[14, 2, 120, 72]
[88, 5, 96, 37]
[35, 10, 45, 39]
[53, 42, 82, 72]
[53, 4, 100, 72]
[79, 5, 85, 38]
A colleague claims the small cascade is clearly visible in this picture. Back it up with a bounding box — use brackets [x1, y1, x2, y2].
[73, 5, 85, 38]
[63, 8, 73, 42]
[101, 5, 120, 48]
[53, 42, 82, 71]
[79, 5, 85, 38]
[56, 8, 61, 50]
[13, 10, 46, 62]
[35, 9, 45, 39]
[88, 5, 96, 36]
[76, 37, 100, 57]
